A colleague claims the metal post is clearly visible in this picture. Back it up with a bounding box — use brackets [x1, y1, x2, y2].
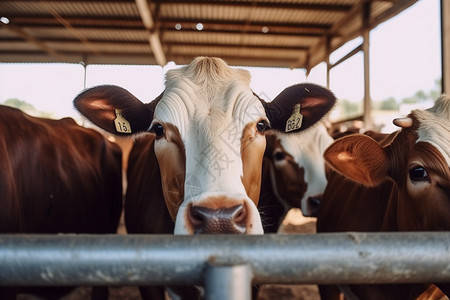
[442, 0, 450, 94]
[325, 35, 331, 89]
[204, 262, 252, 300]
[82, 61, 87, 89]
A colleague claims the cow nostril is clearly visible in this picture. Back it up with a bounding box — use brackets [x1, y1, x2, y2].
[232, 204, 246, 226]
[188, 204, 247, 234]
[306, 196, 322, 217]
[189, 206, 207, 229]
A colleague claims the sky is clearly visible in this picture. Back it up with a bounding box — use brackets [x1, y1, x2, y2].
[0, 0, 441, 120]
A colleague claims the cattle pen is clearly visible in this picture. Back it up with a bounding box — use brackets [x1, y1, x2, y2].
[1, 232, 450, 300]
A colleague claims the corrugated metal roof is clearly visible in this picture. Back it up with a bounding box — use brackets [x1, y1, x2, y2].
[0, 0, 418, 69]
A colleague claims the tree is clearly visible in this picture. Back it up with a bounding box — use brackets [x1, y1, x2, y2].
[429, 78, 442, 100]
[401, 96, 417, 104]
[413, 90, 427, 102]
[379, 97, 398, 110]
[3, 98, 36, 112]
[336, 98, 361, 119]
[2, 98, 54, 118]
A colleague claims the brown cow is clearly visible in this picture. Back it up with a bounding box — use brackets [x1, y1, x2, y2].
[0, 105, 123, 299]
[316, 95, 450, 299]
[73, 57, 336, 299]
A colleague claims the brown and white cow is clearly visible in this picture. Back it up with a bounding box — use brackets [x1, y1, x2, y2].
[121, 120, 334, 300]
[74, 57, 336, 237]
[316, 95, 450, 299]
[259, 122, 333, 232]
[123, 120, 333, 237]
[0, 104, 123, 299]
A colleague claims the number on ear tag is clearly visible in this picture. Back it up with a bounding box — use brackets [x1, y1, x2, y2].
[285, 104, 303, 132]
[114, 109, 132, 134]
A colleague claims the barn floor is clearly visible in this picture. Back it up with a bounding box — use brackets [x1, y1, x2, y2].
[17, 209, 320, 300]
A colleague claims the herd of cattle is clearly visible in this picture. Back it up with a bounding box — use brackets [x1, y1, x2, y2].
[1, 57, 449, 300]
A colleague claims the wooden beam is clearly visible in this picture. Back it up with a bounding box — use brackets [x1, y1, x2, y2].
[165, 41, 308, 51]
[135, 0, 166, 66]
[0, 22, 69, 61]
[39, 1, 102, 55]
[10, 15, 330, 36]
[151, 0, 352, 12]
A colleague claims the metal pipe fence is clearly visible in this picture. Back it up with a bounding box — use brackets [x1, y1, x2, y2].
[0, 232, 449, 299]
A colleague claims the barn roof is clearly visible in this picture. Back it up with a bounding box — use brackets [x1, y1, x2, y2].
[0, 0, 418, 69]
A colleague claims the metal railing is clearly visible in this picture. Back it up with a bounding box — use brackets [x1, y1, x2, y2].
[1, 232, 450, 300]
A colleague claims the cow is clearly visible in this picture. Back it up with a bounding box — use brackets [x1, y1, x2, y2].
[120, 120, 333, 300]
[0, 105, 123, 299]
[123, 120, 333, 235]
[74, 56, 336, 236]
[259, 122, 333, 232]
[73, 57, 336, 299]
[316, 95, 450, 299]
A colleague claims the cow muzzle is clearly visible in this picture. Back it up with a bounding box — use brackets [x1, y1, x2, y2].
[189, 204, 247, 234]
[304, 195, 322, 217]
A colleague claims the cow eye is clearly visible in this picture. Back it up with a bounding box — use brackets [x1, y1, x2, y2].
[409, 166, 429, 182]
[150, 123, 165, 137]
[274, 151, 286, 161]
[256, 120, 269, 133]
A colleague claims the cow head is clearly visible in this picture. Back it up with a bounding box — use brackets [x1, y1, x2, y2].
[74, 57, 335, 234]
[263, 122, 333, 218]
[324, 95, 450, 231]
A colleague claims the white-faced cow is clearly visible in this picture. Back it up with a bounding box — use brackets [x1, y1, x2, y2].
[316, 95, 450, 299]
[119, 120, 334, 300]
[259, 123, 333, 232]
[0, 105, 123, 299]
[74, 57, 335, 300]
[74, 57, 336, 236]
[122, 120, 333, 237]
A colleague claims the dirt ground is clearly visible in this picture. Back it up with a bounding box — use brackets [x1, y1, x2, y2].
[17, 209, 320, 300]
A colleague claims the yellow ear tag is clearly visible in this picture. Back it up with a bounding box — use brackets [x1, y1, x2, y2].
[285, 103, 303, 132]
[114, 109, 132, 134]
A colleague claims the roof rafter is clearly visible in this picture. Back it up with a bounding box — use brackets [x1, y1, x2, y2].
[135, 0, 166, 66]
[0, 0, 419, 69]
[1, 22, 69, 61]
[9, 17, 330, 39]
[152, 0, 352, 12]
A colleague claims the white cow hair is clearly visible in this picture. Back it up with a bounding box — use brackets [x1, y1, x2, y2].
[155, 57, 266, 234]
[413, 94, 450, 166]
[276, 122, 333, 214]
[165, 57, 251, 110]
[161, 57, 255, 141]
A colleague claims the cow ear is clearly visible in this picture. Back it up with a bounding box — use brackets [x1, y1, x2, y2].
[324, 134, 389, 187]
[74, 85, 160, 135]
[261, 83, 336, 133]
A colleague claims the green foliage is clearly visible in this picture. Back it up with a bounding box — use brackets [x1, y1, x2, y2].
[2, 98, 54, 118]
[400, 78, 441, 104]
[401, 97, 417, 104]
[3, 98, 36, 112]
[334, 98, 362, 120]
[371, 77, 442, 111]
[379, 97, 399, 110]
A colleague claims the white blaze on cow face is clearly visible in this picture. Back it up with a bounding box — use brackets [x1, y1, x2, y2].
[399, 95, 450, 230]
[275, 123, 333, 215]
[405, 95, 450, 198]
[150, 57, 267, 235]
[414, 95, 450, 167]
